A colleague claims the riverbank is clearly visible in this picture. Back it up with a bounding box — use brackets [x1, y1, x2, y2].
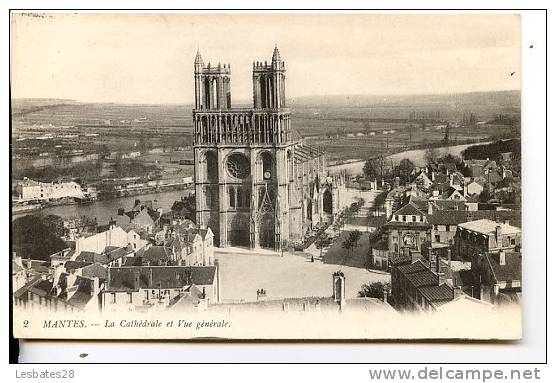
[11, 189, 191, 223]
[328, 140, 493, 175]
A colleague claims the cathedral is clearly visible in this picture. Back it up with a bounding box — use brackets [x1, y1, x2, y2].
[192, 46, 346, 250]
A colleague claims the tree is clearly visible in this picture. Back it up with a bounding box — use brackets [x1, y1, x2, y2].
[342, 230, 362, 257]
[424, 148, 439, 166]
[392, 158, 415, 184]
[138, 133, 150, 154]
[438, 153, 462, 165]
[359, 281, 391, 299]
[363, 155, 386, 180]
[12, 214, 67, 261]
[40, 214, 69, 238]
[348, 230, 362, 248]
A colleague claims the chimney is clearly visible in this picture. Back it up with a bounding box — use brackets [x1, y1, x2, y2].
[75, 236, 82, 258]
[495, 225, 502, 245]
[499, 251, 506, 266]
[106, 268, 111, 291]
[438, 272, 446, 285]
[133, 270, 140, 290]
[428, 200, 433, 215]
[332, 271, 346, 308]
[92, 277, 100, 297]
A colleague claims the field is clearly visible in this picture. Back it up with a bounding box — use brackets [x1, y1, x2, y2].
[11, 90, 520, 180]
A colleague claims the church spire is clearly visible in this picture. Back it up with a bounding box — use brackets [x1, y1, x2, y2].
[272, 44, 281, 62]
[194, 49, 204, 66]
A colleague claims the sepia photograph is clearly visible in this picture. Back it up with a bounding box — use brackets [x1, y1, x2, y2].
[10, 12, 523, 340]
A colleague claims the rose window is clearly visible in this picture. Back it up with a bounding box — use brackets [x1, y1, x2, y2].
[226, 153, 250, 179]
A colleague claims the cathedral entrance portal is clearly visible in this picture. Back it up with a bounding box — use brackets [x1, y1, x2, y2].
[259, 213, 275, 249]
[228, 214, 250, 247]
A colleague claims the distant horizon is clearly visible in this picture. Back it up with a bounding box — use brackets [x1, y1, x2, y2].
[11, 88, 521, 107]
[11, 14, 521, 104]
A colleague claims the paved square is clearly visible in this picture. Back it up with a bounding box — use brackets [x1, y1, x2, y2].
[215, 248, 390, 303]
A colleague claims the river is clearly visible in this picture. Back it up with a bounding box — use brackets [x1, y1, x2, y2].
[15, 141, 487, 223]
[15, 189, 191, 224]
[328, 141, 491, 175]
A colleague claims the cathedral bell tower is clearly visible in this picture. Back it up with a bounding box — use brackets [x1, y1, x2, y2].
[192, 46, 303, 251]
[252, 45, 286, 109]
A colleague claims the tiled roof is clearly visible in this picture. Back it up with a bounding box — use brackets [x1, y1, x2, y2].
[393, 202, 426, 217]
[106, 266, 217, 292]
[142, 246, 172, 262]
[467, 210, 521, 228]
[458, 219, 521, 236]
[22, 259, 51, 274]
[486, 252, 522, 283]
[64, 261, 93, 271]
[431, 199, 466, 211]
[396, 260, 429, 275]
[427, 210, 469, 225]
[441, 187, 461, 199]
[452, 269, 475, 288]
[408, 195, 429, 212]
[131, 209, 155, 226]
[405, 271, 440, 287]
[75, 251, 107, 264]
[13, 276, 42, 300]
[417, 284, 454, 304]
[81, 263, 108, 280]
[384, 220, 430, 229]
[28, 279, 54, 297]
[390, 254, 413, 266]
[66, 276, 95, 309]
[122, 256, 143, 266]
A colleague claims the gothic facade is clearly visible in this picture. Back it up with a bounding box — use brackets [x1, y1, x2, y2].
[193, 46, 345, 250]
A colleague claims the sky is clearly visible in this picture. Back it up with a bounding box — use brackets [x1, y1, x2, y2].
[10, 13, 521, 104]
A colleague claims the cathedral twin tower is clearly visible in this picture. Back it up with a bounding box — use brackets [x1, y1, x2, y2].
[192, 46, 342, 250]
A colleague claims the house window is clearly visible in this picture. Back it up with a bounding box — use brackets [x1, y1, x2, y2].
[435, 235, 441, 242]
[127, 293, 133, 303]
[402, 216, 406, 222]
[412, 216, 416, 222]
[111, 293, 116, 304]
[511, 238, 516, 245]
